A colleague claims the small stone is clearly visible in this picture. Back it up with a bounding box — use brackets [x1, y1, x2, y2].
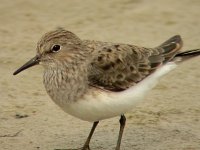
[15, 113, 29, 119]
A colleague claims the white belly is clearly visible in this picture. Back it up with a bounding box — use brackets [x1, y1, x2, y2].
[64, 90, 143, 122]
[57, 63, 177, 122]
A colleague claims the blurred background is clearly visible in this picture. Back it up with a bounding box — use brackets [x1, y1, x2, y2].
[0, 0, 200, 150]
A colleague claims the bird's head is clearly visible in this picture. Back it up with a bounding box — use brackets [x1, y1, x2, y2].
[13, 29, 85, 75]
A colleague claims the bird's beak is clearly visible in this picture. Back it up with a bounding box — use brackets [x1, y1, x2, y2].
[13, 55, 40, 75]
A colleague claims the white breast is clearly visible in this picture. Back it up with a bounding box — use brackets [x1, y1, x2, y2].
[58, 62, 177, 122]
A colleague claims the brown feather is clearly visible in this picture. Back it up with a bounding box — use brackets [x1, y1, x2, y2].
[85, 35, 183, 91]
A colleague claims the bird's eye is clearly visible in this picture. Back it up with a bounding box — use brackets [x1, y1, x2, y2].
[51, 45, 61, 52]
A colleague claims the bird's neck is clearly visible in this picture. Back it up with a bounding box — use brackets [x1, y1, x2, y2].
[43, 62, 88, 104]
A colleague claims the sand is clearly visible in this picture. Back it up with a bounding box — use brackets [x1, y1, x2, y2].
[0, 0, 200, 149]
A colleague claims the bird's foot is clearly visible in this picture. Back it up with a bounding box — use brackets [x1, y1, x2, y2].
[54, 145, 90, 150]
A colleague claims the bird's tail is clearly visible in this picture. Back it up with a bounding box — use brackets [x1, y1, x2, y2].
[158, 35, 200, 63]
[158, 35, 183, 63]
[174, 49, 200, 62]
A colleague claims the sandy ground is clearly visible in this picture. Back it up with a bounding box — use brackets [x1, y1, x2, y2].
[0, 0, 200, 150]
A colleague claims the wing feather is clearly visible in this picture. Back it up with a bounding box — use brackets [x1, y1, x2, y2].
[85, 35, 183, 91]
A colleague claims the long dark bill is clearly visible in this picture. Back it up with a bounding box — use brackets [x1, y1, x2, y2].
[13, 55, 40, 75]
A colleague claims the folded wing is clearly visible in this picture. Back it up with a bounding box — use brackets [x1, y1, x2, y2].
[87, 35, 183, 91]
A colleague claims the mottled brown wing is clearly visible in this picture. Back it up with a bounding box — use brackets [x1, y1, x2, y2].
[87, 35, 183, 91]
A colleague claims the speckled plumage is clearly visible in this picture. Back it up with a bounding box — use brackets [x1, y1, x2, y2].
[84, 35, 182, 91]
[13, 29, 200, 150]
[38, 29, 183, 103]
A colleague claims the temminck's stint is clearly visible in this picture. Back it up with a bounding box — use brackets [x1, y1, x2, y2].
[13, 29, 200, 150]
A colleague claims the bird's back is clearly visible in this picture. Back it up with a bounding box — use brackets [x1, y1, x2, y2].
[84, 35, 183, 91]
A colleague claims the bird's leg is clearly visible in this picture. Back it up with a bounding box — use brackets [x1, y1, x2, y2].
[81, 121, 99, 150]
[115, 115, 126, 150]
[55, 121, 99, 150]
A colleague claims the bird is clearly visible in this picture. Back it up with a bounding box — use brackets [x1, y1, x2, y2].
[13, 29, 200, 150]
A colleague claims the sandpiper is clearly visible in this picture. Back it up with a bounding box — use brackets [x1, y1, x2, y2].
[13, 29, 200, 150]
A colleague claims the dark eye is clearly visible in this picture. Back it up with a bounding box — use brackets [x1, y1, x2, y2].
[52, 45, 61, 52]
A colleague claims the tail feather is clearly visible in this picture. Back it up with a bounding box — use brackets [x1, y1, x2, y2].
[149, 35, 183, 72]
[159, 35, 183, 50]
[158, 35, 183, 63]
[174, 49, 200, 62]
[151, 35, 199, 69]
